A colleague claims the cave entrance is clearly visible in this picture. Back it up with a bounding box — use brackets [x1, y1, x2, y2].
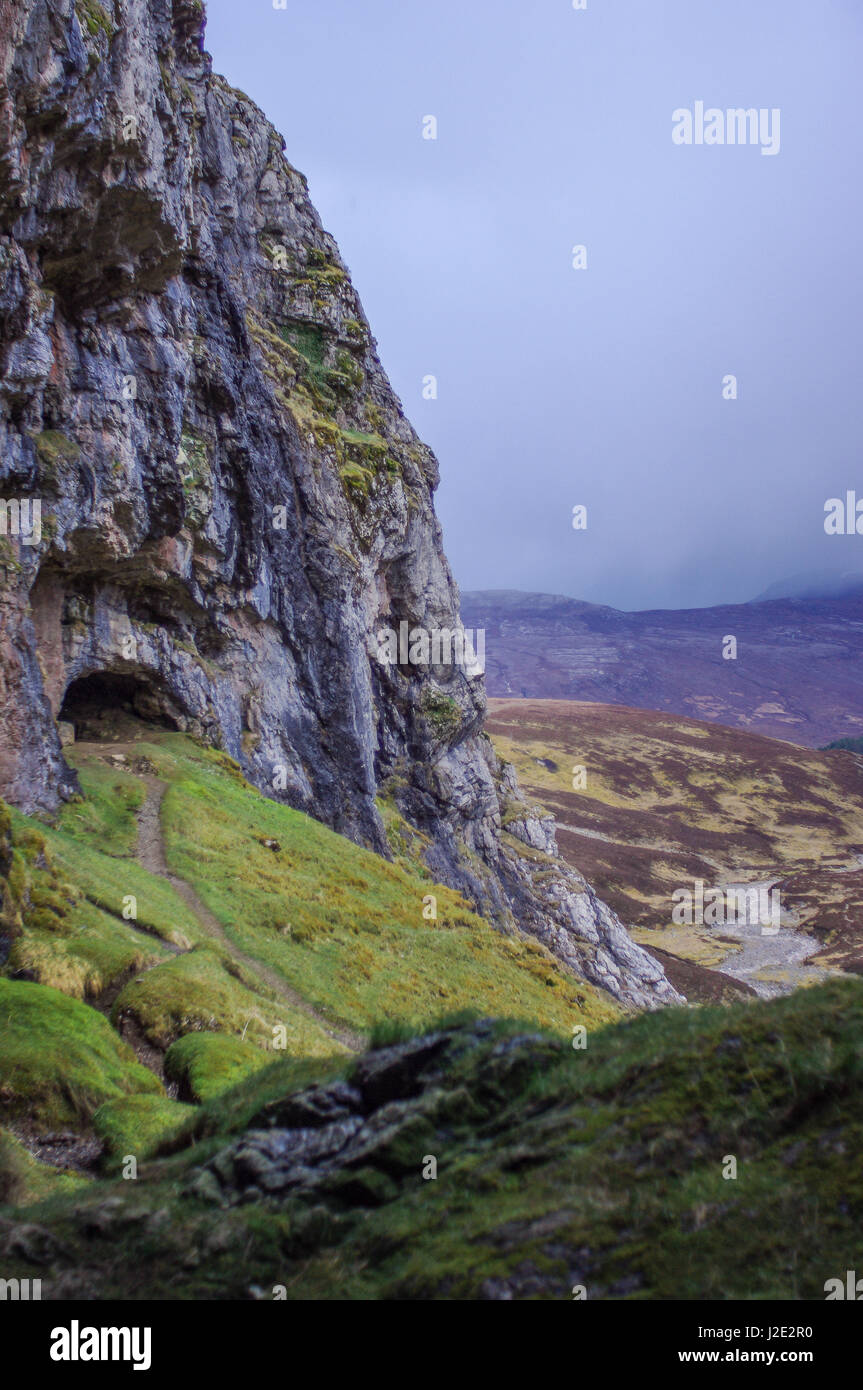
[59, 671, 182, 741]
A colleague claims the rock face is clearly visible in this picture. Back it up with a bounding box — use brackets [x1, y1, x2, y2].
[0, 0, 678, 1008]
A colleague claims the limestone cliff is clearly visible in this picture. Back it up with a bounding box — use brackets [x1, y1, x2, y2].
[0, 0, 678, 1008]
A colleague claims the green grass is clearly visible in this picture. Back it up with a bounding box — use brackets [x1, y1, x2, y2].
[23, 751, 213, 971]
[93, 1095, 195, 1165]
[15, 728, 615, 1040]
[281, 322, 327, 371]
[169, 974, 863, 1299]
[56, 760, 145, 856]
[147, 735, 615, 1036]
[75, 0, 114, 41]
[5, 786, 197, 998]
[164, 1033, 273, 1103]
[32, 428, 81, 475]
[420, 689, 463, 738]
[0, 720, 616, 1202]
[110, 946, 338, 1055]
[3, 800, 174, 999]
[8, 895, 166, 1000]
[161, 1049, 354, 1151]
[3, 979, 863, 1299]
[280, 322, 337, 404]
[0, 978, 160, 1129]
[338, 460, 375, 496]
[45, 826, 202, 949]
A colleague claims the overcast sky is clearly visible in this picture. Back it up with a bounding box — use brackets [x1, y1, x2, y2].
[204, 0, 863, 612]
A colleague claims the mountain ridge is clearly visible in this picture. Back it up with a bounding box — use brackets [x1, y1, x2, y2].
[461, 588, 863, 747]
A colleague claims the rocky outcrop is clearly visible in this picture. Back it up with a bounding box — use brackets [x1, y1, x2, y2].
[191, 1025, 558, 1210]
[0, 0, 678, 1008]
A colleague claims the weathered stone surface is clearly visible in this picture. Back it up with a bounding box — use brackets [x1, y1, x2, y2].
[198, 1026, 489, 1202]
[230, 1117, 364, 1192]
[196, 1024, 574, 1209]
[0, 0, 680, 1008]
[351, 1033, 452, 1109]
[250, 1081, 363, 1131]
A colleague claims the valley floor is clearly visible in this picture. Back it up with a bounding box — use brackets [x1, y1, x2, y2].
[486, 698, 863, 1002]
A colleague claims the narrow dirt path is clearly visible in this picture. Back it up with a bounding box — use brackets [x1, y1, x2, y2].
[12, 749, 361, 1181]
[135, 776, 363, 1053]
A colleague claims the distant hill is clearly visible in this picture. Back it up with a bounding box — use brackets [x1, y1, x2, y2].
[461, 589, 863, 747]
[752, 570, 863, 603]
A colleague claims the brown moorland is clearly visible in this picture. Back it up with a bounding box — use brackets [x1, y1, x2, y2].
[486, 698, 863, 1002]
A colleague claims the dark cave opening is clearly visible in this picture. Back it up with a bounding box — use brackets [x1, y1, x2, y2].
[59, 671, 182, 739]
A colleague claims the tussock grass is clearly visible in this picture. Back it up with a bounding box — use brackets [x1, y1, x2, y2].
[0, 978, 160, 1129]
[111, 946, 337, 1055]
[93, 1095, 195, 1166]
[164, 1033, 273, 1104]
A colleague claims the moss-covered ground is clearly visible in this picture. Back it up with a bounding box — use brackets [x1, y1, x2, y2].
[1, 980, 861, 1299]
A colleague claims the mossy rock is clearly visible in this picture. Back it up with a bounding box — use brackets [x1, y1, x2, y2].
[32, 429, 80, 483]
[420, 690, 463, 738]
[339, 461, 375, 498]
[6, 985, 863, 1299]
[75, 0, 114, 42]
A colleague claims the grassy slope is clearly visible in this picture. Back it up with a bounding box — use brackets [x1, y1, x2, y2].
[2, 978, 861, 1300]
[0, 726, 617, 1181]
[150, 735, 614, 1034]
[3, 722, 862, 1298]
